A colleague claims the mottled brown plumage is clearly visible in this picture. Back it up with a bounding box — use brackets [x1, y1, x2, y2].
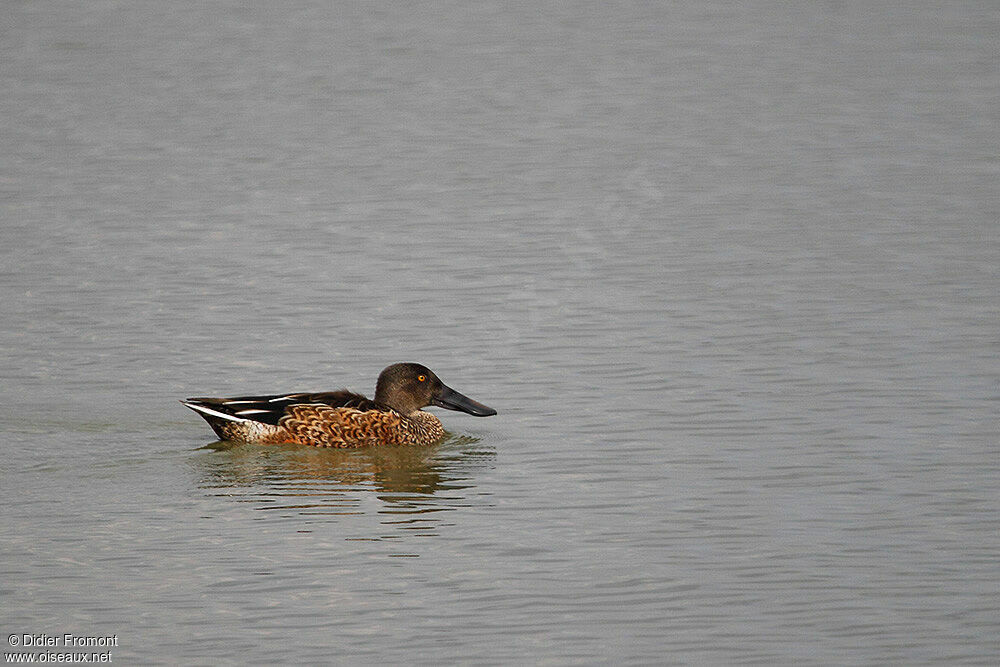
[182, 363, 495, 448]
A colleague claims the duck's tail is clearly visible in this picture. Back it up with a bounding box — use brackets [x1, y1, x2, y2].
[181, 399, 250, 440]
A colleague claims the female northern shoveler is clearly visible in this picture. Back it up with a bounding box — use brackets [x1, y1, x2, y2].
[182, 362, 497, 448]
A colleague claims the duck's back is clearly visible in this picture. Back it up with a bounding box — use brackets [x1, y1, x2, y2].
[184, 390, 378, 425]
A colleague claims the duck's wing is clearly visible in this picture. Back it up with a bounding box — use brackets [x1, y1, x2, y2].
[182, 390, 377, 426]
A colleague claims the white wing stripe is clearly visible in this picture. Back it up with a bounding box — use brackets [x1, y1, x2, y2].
[184, 403, 250, 423]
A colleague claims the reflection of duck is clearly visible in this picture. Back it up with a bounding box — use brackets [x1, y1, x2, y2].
[197, 436, 494, 500]
[182, 363, 496, 448]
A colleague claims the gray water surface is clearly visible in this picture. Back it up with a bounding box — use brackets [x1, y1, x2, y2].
[2, 2, 998, 664]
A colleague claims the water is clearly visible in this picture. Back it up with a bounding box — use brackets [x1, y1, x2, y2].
[2, 1, 998, 664]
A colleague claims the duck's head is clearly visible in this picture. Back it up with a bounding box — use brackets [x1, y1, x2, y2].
[374, 363, 497, 418]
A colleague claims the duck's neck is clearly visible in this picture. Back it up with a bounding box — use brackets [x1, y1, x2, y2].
[402, 410, 445, 445]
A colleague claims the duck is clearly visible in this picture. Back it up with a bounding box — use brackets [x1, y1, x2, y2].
[182, 362, 496, 448]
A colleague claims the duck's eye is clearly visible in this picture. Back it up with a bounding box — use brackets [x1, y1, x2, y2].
[417, 375, 426, 382]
